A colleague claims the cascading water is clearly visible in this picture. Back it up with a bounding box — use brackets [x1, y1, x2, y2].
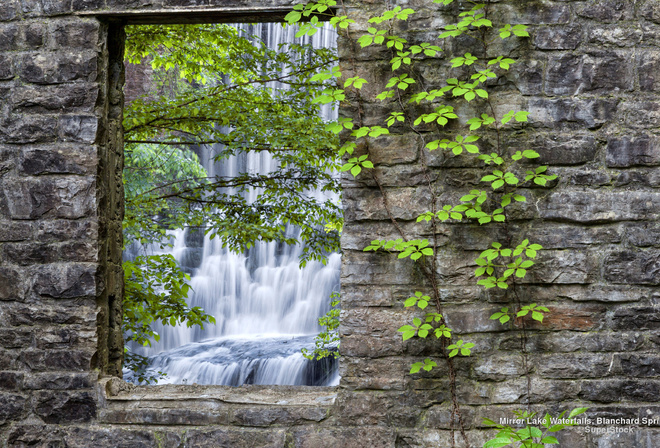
[124, 23, 340, 387]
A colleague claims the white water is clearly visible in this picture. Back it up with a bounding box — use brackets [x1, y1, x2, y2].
[125, 23, 340, 386]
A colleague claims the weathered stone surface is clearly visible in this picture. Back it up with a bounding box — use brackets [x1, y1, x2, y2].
[528, 98, 619, 130]
[24, 372, 96, 390]
[20, 0, 72, 17]
[0, 116, 58, 144]
[0, 266, 25, 300]
[0, 23, 19, 51]
[33, 263, 97, 298]
[612, 307, 660, 330]
[20, 52, 97, 84]
[627, 223, 660, 247]
[588, 24, 643, 47]
[541, 191, 660, 222]
[20, 145, 96, 175]
[607, 135, 660, 167]
[33, 390, 96, 423]
[604, 250, 660, 285]
[185, 428, 286, 448]
[3, 177, 95, 219]
[546, 52, 633, 95]
[578, 0, 633, 22]
[0, 392, 26, 424]
[12, 84, 99, 113]
[534, 24, 582, 50]
[537, 354, 615, 379]
[639, 51, 660, 92]
[294, 428, 395, 448]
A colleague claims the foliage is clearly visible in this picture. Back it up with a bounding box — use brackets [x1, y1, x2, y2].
[123, 254, 216, 348]
[122, 23, 342, 376]
[285, 0, 577, 446]
[302, 292, 341, 361]
[124, 23, 342, 262]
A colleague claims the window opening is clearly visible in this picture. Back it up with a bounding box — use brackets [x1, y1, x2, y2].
[121, 21, 341, 386]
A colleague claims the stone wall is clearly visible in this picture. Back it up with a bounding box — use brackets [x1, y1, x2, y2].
[1, 0, 659, 447]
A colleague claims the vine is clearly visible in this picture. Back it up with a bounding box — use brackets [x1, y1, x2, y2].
[287, 1, 586, 446]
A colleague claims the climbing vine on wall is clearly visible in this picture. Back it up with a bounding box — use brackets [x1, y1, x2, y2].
[286, 1, 586, 446]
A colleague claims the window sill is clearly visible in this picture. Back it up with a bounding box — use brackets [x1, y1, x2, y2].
[98, 377, 337, 426]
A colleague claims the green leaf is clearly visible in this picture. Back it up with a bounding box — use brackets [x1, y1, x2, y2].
[569, 407, 588, 418]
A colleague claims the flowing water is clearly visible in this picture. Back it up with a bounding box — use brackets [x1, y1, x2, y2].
[124, 23, 340, 386]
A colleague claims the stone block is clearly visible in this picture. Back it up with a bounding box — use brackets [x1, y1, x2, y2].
[33, 263, 97, 298]
[51, 19, 100, 49]
[343, 186, 432, 222]
[185, 428, 286, 448]
[533, 24, 582, 50]
[71, 0, 104, 11]
[20, 145, 96, 175]
[639, 51, 660, 92]
[368, 133, 420, 165]
[20, 0, 72, 17]
[341, 250, 416, 286]
[59, 115, 98, 143]
[4, 300, 96, 326]
[541, 191, 660, 223]
[37, 219, 98, 242]
[33, 391, 96, 423]
[0, 0, 19, 21]
[518, 250, 595, 284]
[0, 24, 19, 51]
[20, 52, 97, 84]
[0, 266, 25, 300]
[607, 135, 660, 167]
[509, 58, 545, 95]
[294, 428, 396, 448]
[498, 2, 570, 25]
[510, 133, 599, 166]
[518, 224, 622, 250]
[472, 355, 525, 381]
[546, 52, 633, 96]
[12, 84, 99, 113]
[340, 356, 407, 390]
[604, 250, 660, 285]
[528, 98, 619, 130]
[642, 0, 660, 24]
[21, 349, 93, 372]
[0, 54, 14, 80]
[588, 24, 643, 47]
[0, 116, 58, 144]
[537, 354, 615, 379]
[626, 223, 660, 247]
[0, 220, 33, 242]
[230, 406, 329, 427]
[613, 307, 660, 331]
[614, 169, 660, 188]
[620, 355, 660, 378]
[578, 0, 634, 22]
[0, 392, 26, 425]
[0, 372, 23, 391]
[0, 328, 32, 348]
[24, 372, 96, 390]
[3, 177, 95, 220]
[623, 101, 660, 129]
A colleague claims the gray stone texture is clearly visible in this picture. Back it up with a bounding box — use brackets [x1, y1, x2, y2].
[0, 0, 659, 447]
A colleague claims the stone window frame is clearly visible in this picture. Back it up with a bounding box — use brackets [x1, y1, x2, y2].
[86, 7, 342, 404]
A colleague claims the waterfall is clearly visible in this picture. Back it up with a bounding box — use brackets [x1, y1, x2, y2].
[124, 22, 340, 387]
